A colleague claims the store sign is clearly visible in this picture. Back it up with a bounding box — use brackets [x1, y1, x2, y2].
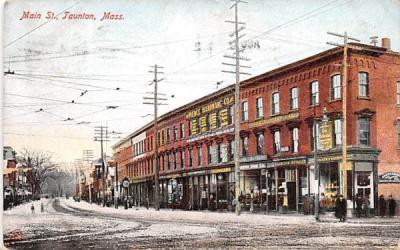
[379, 172, 400, 183]
[268, 159, 307, 168]
[319, 121, 333, 151]
[318, 155, 341, 163]
[249, 112, 299, 128]
[240, 163, 266, 170]
[210, 167, 232, 174]
[187, 170, 207, 176]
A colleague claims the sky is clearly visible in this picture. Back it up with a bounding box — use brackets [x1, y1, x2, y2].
[2, 0, 400, 164]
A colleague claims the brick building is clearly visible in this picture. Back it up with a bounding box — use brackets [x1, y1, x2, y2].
[113, 39, 400, 215]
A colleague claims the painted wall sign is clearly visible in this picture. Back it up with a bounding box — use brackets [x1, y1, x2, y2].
[249, 112, 299, 128]
[379, 172, 400, 183]
[184, 95, 234, 120]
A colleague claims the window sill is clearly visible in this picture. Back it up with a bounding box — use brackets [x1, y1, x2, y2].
[255, 116, 264, 121]
[309, 104, 320, 108]
[329, 99, 342, 103]
[289, 109, 299, 113]
[357, 96, 371, 101]
[270, 113, 280, 117]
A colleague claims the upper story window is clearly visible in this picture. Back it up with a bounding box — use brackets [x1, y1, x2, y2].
[331, 74, 341, 100]
[397, 121, 400, 148]
[256, 97, 264, 118]
[272, 92, 280, 115]
[256, 133, 264, 155]
[359, 72, 369, 97]
[161, 130, 165, 145]
[358, 117, 370, 146]
[229, 105, 234, 124]
[173, 126, 178, 141]
[166, 128, 170, 143]
[291, 128, 299, 153]
[397, 81, 400, 105]
[217, 144, 222, 163]
[241, 101, 248, 121]
[310, 81, 319, 105]
[217, 110, 222, 128]
[188, 120, 192, 136]
[311, 123, 321, 151]
[173, 152, 178, 169]
[334, 119, 342, 146]
[188, 148, 193, 168]
[180, 123, 185, 138]
[273, 131, 281, 154]
[180, 150, 185, 169]
[197, 145, 202, 167]
[290, 87, 298, 110]
[229, 140, 235, 161]
[241, 136, 248, 157]
[207, 144, 212, 164]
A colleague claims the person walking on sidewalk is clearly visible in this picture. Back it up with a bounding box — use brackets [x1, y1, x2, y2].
[335, 195, 347, 222]
[379, 195, 386, 217]
[30, 204, 35, 214]
[388, 195, 397, 217]
[363, 195, 371, 218]
[355, 194, 363, 218]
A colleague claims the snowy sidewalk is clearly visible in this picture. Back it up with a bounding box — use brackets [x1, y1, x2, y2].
[61, 199, 400, 226]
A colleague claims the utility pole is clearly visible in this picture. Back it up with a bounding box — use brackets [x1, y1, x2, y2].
[144, 65, 167, 211]
[327, 32, 360, 200]
[222, 0, 250, 216]
[94, 125, 109, 207]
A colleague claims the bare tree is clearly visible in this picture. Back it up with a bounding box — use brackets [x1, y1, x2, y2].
[18, 149, 58, 199]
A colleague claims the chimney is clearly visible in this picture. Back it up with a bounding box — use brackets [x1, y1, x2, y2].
[381, 38, 391, 50]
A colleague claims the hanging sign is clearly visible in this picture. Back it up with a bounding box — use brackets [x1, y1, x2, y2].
[319, 121, 333, 151]
[379, 172, 400, 183]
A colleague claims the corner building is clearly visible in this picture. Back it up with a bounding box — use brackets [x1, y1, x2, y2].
[113, 40, 400, 215]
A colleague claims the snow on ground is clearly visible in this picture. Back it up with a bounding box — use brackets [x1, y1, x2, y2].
[61, 198, 313, 226]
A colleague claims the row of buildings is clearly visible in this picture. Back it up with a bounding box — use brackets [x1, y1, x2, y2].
[108, 39, 400, 215]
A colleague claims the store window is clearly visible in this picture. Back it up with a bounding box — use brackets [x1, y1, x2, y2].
[273, 131, 281, 154]
[290, 87, 298, 110]
[331, 74, 341, 100]
[359, 72, 369, 97]
[242, 101, 248, 121]
[334, 119, 342, 146]
[256, 97, 264, 118]
[242, 136, 248, 157]
[272, 92, 280, 115]
[291, 128, 299, 153]
[256, 133, 264, 155]
[310, 81, 319, 105]
[358, 118, 370, 146]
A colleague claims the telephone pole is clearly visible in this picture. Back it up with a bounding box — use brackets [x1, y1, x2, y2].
[222, 0, 251, 216]
[94, 125, 109, 207]
[327, 32, 360, 200]
[144, 65, 167, 211]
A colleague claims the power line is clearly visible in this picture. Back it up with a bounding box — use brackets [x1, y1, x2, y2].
[4, 132, 92, 140]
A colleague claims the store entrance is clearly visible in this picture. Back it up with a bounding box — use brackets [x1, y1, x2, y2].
[287, 182, 296, 210]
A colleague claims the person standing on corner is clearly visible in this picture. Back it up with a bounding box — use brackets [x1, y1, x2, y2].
[355, 193, 363, 218]
[388, 195, 397, 217]
[363, 195, 371, 218]
[378, 195, 386, 217]
[335, 195, 347, 222]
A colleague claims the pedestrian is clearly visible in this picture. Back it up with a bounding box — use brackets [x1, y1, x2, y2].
[355, 193, 363, 218]
[388, 195, 397, 217]
[335, 195, 347, 222]
[30, 204, 35, 214]
[378, 194, 386, 217]
[303, 194, 310, 215]
[310, 194, 315, 215]
[145, 196, 149, 210]
[363, 195, 371, 218]
[40, 202, 44, 213]
[250, 190, 254, 213]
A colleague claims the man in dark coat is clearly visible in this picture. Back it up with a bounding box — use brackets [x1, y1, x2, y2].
[378, 195, 386, 217]
[335, 195, 347, 222]
[388, 195, 397, 217]
[355, 194, 363, 218]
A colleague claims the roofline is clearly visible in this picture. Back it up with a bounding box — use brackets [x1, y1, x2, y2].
[113, 42, 398, 150]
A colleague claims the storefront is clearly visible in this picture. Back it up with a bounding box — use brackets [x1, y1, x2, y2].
[267, 158, 308, 212]
[240, 163, 266, 211]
